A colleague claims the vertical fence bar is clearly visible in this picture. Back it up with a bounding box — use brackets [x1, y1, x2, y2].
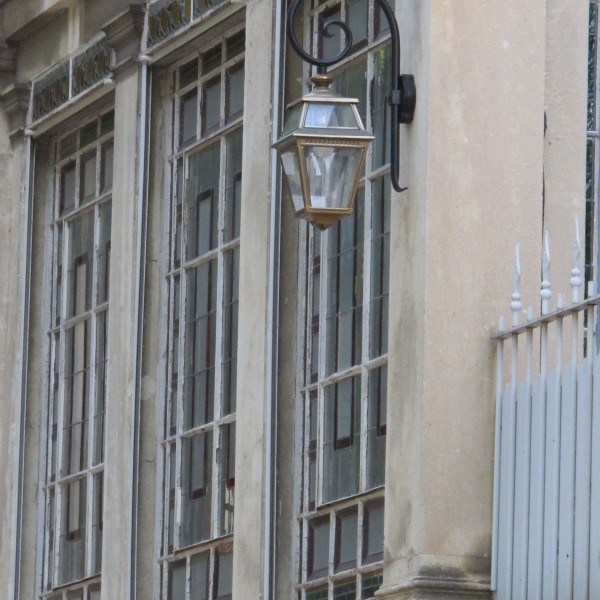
[491, 317, 505, 592]
[528, 233, 551, 599]
[542, 295, 563, 600]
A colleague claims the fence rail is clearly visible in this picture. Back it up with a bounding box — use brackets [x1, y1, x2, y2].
[492, 225, 600, 599]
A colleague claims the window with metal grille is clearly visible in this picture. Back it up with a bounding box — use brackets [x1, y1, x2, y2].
[41, 111, 114, 599]
[160, 27, 244, 600]
[290, 0, 390, 597]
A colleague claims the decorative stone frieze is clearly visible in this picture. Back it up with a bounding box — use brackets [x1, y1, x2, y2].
[145, 0, 228, 48]
[30, 35, 112, 123]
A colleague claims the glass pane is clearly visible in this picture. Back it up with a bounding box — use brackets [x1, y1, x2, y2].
[333, 581, 356, 599]
[309, 232, 321, 384]
[589, 3, 598, 131]
[80, 151, 97, 202]
[181, 89, 198, 148]
[308, 518, 329, 579]
[180, 59, 199, 88]
[319, 6, 341, 60]
[94, 311, 108, 465]
[370, 178, 390, 358]
[367, 365, 387, 488]
[372, 47, 391, 169]
[184, 262, 217, 429]
[54, 225, 63, 325]
[224, 128, 243, 242]
[190, 551, 210, 599]
[100, 142, 113, 193]
[362, 501, 384, 564]
[226, 63, 244, 122]
[226, 30, 245, 59]
[181, 431, 213, 546]
[216, 547, 233, 599]
[219, 423, 235, 535]
[282, 103, 303, 136]
[60, 132, 77, 159]
[167, 444, 176, 554]
[304, 145, 363, 210]
[100, 110, 114, 135]
[46, 489, 55, 590]
[202, 76, 221, 135]
[202, 43, 222, 73]
[361, 573, 383, 598]
[335, 59, 367, 127]
[61, 162, 76, 213]
[67, 589, 84, 600]
[306, 587, 328, 600]
[97, 202, 111, 304]
[67, 212, 94, 318]
[304, 103, 359, 129]
[323, 377, 361, 502]
[59, 477, 87, 584]
[168, 559, 186, 600]
[335, 508, 358, 571]
[81, 121, 98, 147]
[222, 248, 239, 414]
[348, 0, 368, 48]
[50, 334, 59, 481]
[307, 391, 318, 511]
[89, 583, 102, 600]
[169, 276, 181, 437]
[187, 143, 220, 259]
[281, 149, 305, 213]
[63, 321, 90, 476]
[91, 472, 103, 574]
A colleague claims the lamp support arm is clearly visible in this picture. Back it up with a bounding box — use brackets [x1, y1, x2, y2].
[286, 0, 416, 192]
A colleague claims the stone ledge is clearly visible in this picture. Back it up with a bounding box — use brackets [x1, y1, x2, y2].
[375, 577, 492, 600]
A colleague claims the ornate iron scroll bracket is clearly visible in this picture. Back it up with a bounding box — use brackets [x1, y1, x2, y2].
[286, 0, 416, 192]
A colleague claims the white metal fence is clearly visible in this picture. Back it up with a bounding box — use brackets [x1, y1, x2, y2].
[492, 226, 600, 599]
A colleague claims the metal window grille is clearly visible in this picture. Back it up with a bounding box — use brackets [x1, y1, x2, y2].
[41, 110, 114, 599]
[160, 27, 244, 600]
[292, 1, 390, 596]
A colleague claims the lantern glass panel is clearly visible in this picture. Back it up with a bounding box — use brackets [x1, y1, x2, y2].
[303, 145, 363, 210]
[281, 149, 305, 213]
[282, 103, 304, 136]
[304, 103, 359, 129]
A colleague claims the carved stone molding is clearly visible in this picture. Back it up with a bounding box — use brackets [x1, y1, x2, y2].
[0, 82, 31, 136]
[0, 41, 17, 90]
[375, 577, 492, 600]
[102, 3, 145, 74]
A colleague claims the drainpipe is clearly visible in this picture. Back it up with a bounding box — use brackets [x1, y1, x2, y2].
[130, 56, 151, 600]
[14, 131, 35, 600]
[264, 0, 285, 596]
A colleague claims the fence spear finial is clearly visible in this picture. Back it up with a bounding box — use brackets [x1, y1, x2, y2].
[541, 230, 552, 315]
[570, 218, 582, 304]
[511, 243, 522, 326]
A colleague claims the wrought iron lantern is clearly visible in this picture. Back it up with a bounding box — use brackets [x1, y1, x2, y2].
[275, 0, 416, 229]
[274, 73, 374, 229]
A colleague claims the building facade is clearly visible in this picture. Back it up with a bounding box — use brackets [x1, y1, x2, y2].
[0, 0, 591, 599]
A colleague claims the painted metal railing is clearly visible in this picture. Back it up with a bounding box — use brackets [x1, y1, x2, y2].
[492, 223, 600, 599]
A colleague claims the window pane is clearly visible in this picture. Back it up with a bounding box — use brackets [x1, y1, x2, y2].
[168, 559, 186, 600]
[367, 366, 387, 488]
[371, 46, 391, 170]
[226, 64, 244, 122]
[202, 76, 221, 135]
[181, 431, 213, 546]
[63, 321, 90, 476]
[89, 583, 102, 600]
[335, 508, 358, 571]
[219, 423, 235, 535]
[202, 43, 222, 73]
[100, 142, 113, 193]
[361, 573, 383, 598]
[308, 518, 329, 579]
[97, 202, 111, 304]
[81, 121, 98, 147]
[362, 501, 384, 564]
[334, 581, 356, 599]
[181, 89, 198, 148]
[306, 587, 328, 600]
[224, 128, 243, 242]
[216, 546, 233, 599]
[59, 477, 87, 584]
[307, 391, 318, 511]
[80, 151, 97, 202]
[94, 311, 107, 465]
[226, 31, 245, 60]
[67, 212, 94, 318]
[61, 162, 76, 213]
[187, 142, 220, 259]
[347, 0, 368, 49]
[323, 377, 361, 502]
[184, 262, 217, 429]
[100, 110, 114, 135]
[190, 551, 210, 600]
[222, 248, 239, 415]
[180, 59, 199, 88]
[92, 472, 103, 575]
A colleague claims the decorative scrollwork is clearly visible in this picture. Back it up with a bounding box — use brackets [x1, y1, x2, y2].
[32, 61, 69, 121]
[287, 0, 353, 71]
[72, 38, 111, 97]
